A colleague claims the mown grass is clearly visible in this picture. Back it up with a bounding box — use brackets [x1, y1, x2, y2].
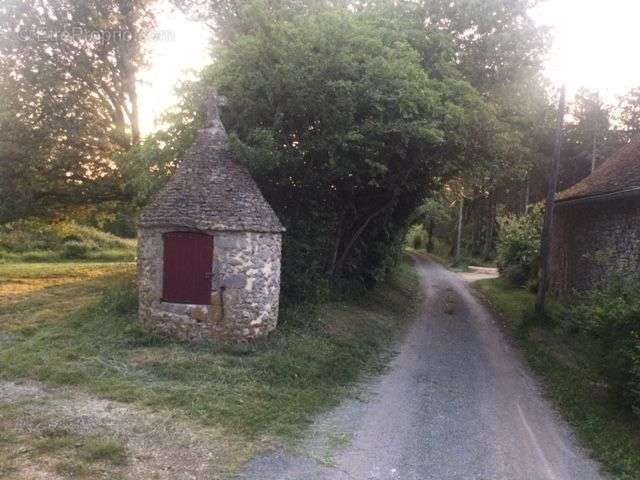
[475, 278, 640, 480]
[0, 261, 420, 440]
[0, 423, 129, 480]
[0, 262, 134, 333]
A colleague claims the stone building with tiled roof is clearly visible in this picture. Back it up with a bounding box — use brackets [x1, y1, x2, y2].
[551, 139, 640, 295]
[138, 93, 284, 342]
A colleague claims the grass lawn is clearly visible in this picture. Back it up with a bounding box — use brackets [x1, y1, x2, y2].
[475, 278, 640, 480]
[0, 260, 421, 478]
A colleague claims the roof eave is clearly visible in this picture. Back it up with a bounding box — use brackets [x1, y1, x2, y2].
[555, 186, 640, 208]
[138, 221, 285, 233]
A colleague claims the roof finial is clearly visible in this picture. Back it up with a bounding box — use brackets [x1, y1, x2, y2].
[203, 89, 226, 130]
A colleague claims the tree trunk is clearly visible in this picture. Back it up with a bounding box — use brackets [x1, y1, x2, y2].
[455, 196, 464, 260]
[332, 199, 394, 276]
[118, 0, 141, 145]
[129, 79, 140, 144]
[483, 192, 496, 260]
[329, 213, 345, 274]
[426, 219, 435, 253]
[537, 87, 566, 311]
[470, 200, 480, 256]
[591, 126, 598, 173]
[591, 92, 600, 173]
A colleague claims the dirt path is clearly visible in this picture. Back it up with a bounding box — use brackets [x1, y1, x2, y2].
[0, 380, 252, 479]
[459, 265, 500, 283]
[237, 256, 605, 480]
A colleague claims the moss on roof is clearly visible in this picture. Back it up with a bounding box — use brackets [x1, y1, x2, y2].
[139, 97, 283, 233]
[557, 139, 640, 203]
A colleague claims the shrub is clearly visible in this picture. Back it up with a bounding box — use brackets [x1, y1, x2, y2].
[496, 204, 543, 287]
[0, 219, 135, 252]
[0, 219, 136, 262]
[560, 275, 640, 417]
[406, 226, 425, 250]
[502, 264, 529, 286]
[62, 241, 91, 259]
[21, 250, 58, 262]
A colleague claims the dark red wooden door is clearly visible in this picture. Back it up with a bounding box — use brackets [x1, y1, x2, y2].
[162, 232, 213, 305]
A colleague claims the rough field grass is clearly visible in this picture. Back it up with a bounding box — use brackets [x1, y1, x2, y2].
[0, 221, 136, 263]
[475, 278, 640, 480]
[0, 261, 420, 479]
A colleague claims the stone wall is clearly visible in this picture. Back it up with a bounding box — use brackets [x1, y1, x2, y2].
[138, 227, 282, 342]
[550, 195, 640, 296]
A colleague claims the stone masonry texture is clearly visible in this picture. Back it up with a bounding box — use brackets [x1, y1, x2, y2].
[138, 228, 282, 342]
[137, 92, 283, 342]
[550, 195, 640, 296]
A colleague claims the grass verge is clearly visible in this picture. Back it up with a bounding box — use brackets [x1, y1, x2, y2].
[0, 248, 136, 263]
[475, 277, 640, 480]
[0, 261, 420, 440]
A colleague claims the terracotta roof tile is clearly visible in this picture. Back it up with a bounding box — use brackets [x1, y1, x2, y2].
[557, 139, 640, 202]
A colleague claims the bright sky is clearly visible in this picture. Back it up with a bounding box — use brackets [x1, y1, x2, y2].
[138, 0, 640, 135]
[138, 2, 211, 135]
[530, 0, 640, 102]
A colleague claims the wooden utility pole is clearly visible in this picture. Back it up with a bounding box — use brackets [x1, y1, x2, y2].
[455, 195, 464, 260]
[524, 175, 531, 214]
[591, 92, 600, 173]
[537, 86, 566, 312]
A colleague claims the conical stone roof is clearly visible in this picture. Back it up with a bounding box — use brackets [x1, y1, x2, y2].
[139, 94, 284, 233]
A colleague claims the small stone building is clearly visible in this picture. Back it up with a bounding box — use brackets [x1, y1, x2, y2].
[551, 140, 640, 295]
[138, 94, 284, 342]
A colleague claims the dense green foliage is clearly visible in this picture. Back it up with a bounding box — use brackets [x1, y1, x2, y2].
[556, 277, 640, 417]
[212, 6, 510, 299]
[146, 0, 554, 299]
[619, 87, 640, 140]
[0, 0, 154, 221]
[1, 0, 639, 296]
[477, 278, 640, 479]
[0, 0, 556, 301]
[496, 204, 543, 287]
[406, 226, 426, 251]
[0, 220, 136, 262]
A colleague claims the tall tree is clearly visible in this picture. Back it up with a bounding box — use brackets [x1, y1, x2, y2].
[0, 0, 154, 220]
[403, 0, 554, 258]
[209, 6, 503, 296]
[171, 0, 552, 272]
[537, 87, 565, 311]
[419, 0, 548, 94]
[619, 87, 640, 141]
[560, 89, 612, 191]
[172, 0, 343, 43]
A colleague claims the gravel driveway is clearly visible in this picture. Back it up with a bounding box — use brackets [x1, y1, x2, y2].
[237, 256, 604, 480]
